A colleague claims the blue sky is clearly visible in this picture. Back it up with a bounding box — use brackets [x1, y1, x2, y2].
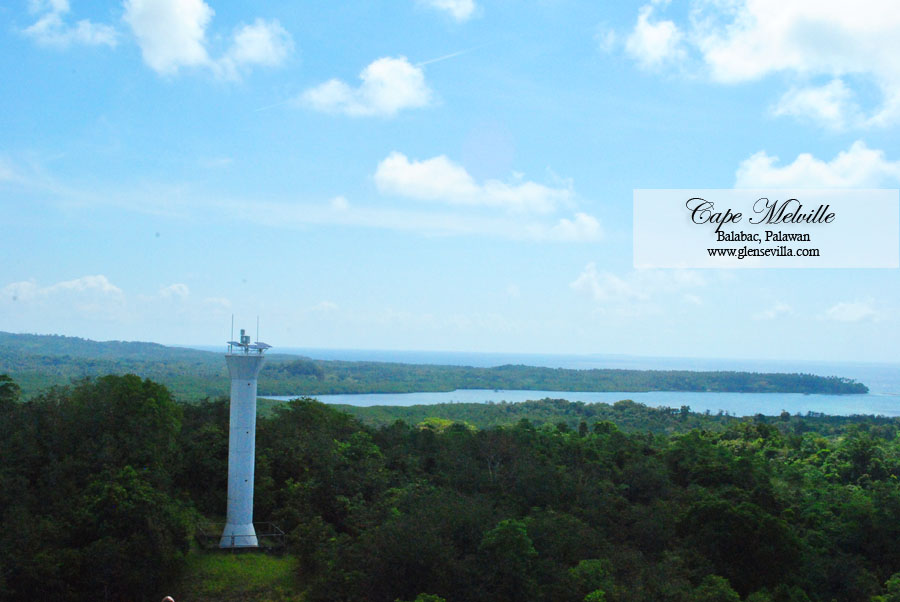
[2, 0, 900, 362]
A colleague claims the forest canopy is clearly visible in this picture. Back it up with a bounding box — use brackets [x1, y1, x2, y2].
[2, 373, 900, 601]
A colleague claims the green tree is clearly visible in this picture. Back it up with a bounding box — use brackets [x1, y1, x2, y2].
[478, 519, 539, 602]
[872, 572, 900, 601]
[567, 559, 613, 602]
[693, 575, 740, 602]
[0, 374, 19, 409]
[0, 375, 188, 601]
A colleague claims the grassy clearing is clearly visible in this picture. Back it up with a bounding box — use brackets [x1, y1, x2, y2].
[168, 551, 304, 602]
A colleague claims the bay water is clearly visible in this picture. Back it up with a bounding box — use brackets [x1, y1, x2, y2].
[267, 349, 900, 417]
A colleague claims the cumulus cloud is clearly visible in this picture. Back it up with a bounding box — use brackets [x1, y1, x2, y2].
[300, 56, 432, 117]
[692, 1, 899, 85]
[215, 18, 293, 80]
[824, 301, 878, 322]
[123, 0, 292, 78]
[374, 151, 572, 214]
[624, 0, 900, 128]
[418, 0, 476, 22]
[772, 80, 861, 130]
[24, 0, 117, 47]
[123, 0, 211, 73]
[625, 4, 684, 69]
[735, 141, 900, 187]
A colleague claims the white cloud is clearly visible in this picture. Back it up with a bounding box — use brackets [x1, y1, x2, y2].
[571, 264, 648, 303]
[215, 18, 293, 80]
[300, 56, 432, 117]
[24, 0, 117, 47]
[625, 4, 684, 69]
[418, 0, 476, 22]
[753, 302, 792, 320]
[735, 141, 900, 187]
[159, 283, 189, 298]
[570, 263, 704, 306]
[374, 152, 571, 214]
[2, 280, 39, 302]
[123, 0, 291, 78]
[2, 275, 124, 318]
[123, 0, 211, 74]
[47, 274, 123, 295]
[0, 275, 241, 338]
[692, 1, 900, 85]
[624, 0, 900, 128]
[824, 301, 878, 322]
[772, 80, 860, 130]
[202, 297, 232, 312]
[2, 275, 121, 301]
[544, 213, 602, 242]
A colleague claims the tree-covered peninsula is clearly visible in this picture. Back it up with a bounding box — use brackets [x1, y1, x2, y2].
[0, 331, 868, 400]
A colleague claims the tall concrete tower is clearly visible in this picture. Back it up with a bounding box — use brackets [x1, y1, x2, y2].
[220, 327, 271, 548]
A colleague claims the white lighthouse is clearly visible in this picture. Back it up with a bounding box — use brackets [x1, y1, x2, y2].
[220, 328, 271, 548]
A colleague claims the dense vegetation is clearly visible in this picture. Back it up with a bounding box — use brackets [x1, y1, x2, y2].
[0, 331, 868, 400]
[4, 372, 900, 601]
[337, 397, 899, 434]
[0, 374, 192, 601]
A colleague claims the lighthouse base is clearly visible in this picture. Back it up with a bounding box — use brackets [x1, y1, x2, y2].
[219, 523, 259, 548]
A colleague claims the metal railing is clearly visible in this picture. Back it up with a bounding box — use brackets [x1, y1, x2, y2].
[196, 522, 286, 552]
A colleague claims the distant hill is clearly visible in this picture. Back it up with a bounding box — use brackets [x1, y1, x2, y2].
[0, 331, 210, 361]
[0, 331, 869, 401]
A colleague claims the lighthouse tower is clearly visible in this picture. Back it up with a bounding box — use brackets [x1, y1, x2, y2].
[220, 328, 271, 548]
